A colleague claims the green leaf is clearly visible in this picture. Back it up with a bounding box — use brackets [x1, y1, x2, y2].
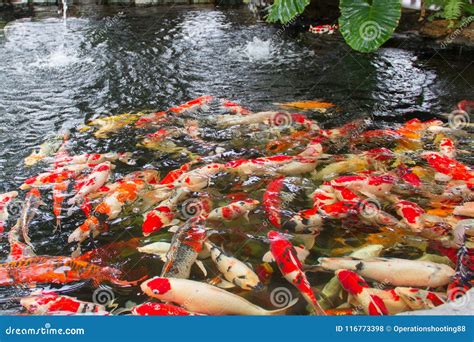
[266, 0, 311, 24]
[338, 0, 401, 53]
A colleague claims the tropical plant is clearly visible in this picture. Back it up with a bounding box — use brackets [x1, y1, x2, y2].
[338, 0, 401, 53]
[266, 0, 311, 24]
[425, 0, 474, 20]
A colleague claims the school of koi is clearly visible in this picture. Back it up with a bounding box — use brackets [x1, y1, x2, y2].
[0, 96, 473, 316]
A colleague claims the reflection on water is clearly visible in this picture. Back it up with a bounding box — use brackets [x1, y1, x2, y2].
[0, 5, 472, 193]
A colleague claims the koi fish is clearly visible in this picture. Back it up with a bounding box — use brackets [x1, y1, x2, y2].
[336, 269, 388, 315]
[282, 207, 322, 233]
[263, 177, 286, 228]
[142, 189, 188, 236]
[394, 199, 425, 232]
[54, 152, 133, 169]
[220, 99, 251, 115]
[438, 137, 456, 158]
[21, 293, 108, 315]
[267, 231, 325, 315]
[422, 152, 473, 183]
[309, 24, 338, 35]
[177, 163, 225, 191]
[318, 257, 455, 287]
[347, 287, 411, 315]
[52, 181, 69, 228]
[394, 287, 446, 311]
[207, 199, 259, 222]
[68, 162, 112, 205]
[24, 132, 68, 166]
[19, 188, 43, 249]
[277, 100, 336, 112]
[68, 216, 105, 244]
[140, 277, 297, 315]
[161, 221, 208, 279]
[0, 256, 143, 287]
[226, 155, 317, 176]
[131, 302, 195, 316]
[80, 113, 141, 138]
[453, 202, 474, 217]
[168, 95, 213, 114]
[330, 174, 395, 198]
[0, 191, 18, 234]
[216, 111, 278, 128]
[206, 242, 263, 291]
[20, 168, 78, 190]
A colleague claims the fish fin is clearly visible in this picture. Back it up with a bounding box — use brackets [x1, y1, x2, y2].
[209, 276, 235, 289]
[168, 225, 179, 233]
[262, 251, 275, 263]
[302, 264, 325, 272]
[195, 260, 207, 276]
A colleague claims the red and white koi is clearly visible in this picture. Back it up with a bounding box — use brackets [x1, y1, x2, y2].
[207, 199, 259, 221]
[21, 293, 108, 315]
[422, 152, 473, 183]
[68, 162, 112, 205]
[0, 191, 18, 234]
[330, 174, 395, 198]
[263, 177, 286, 228]
[309, 24, 338, 34]
[438, 137, 456, 158]
[336, 269, 388, 315]
[168, 95, 213, 114]
[267, 230, 325, 315]
[394, 199, 425, 232]
[54, 152, 133, 169]
[394, 287, 446, 310]
[220, 99, 251, 115]
[140, 277, 296, 315]
[142, 189, 188, 236]
[131, 302, 196, 316]
[318, 257, 455, 287]
[226, 155, 317, 176]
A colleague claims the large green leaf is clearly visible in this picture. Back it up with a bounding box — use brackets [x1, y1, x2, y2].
[339, 0, 401, 53]
[266, 0, 311, 24]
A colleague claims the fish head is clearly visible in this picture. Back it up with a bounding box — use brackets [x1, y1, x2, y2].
[335, 269, 369, 295]
[141, 277, 172, 298]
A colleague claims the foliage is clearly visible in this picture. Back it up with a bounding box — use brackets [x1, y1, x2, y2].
[426, 0, 474, 21]
[266, 0, 311, 24]
[338, 0, 401, 53]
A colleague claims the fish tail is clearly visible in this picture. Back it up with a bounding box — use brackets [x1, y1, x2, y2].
[267, 297, 299, 315]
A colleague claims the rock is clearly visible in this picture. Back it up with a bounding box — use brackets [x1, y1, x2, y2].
[399, 288, 474, 315]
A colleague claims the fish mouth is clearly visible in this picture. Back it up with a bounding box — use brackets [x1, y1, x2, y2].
[250, 283, 265, 292]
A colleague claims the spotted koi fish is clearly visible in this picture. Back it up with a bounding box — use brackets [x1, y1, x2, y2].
[21, 293, 108, 315]
[267, 230, 325, 315]
[0, 191, 18, 235]
[68, 162, 112, 205]
[54, 152, 133, 169]
[226, 155, 317, 176]
[207, 199, 259, 222]
[263, 177, 286, 228]
[0, 256, 143, 287]
[336, 269, 388, 315]
[394, 287, 446, 311]
[422, 152, 473, 183]
[206, 242, 263, 291]
[394, 199, 425, 232]
[220, 99, 251, 115]
[318, 257, 455, 287]
[161, 220, 208, 279]
[142, 189, 188, 236]
[131, 302, 195, 316]
[141, 277, 297, 315]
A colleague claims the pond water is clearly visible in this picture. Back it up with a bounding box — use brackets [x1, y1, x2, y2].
[0, 5, 472, 315]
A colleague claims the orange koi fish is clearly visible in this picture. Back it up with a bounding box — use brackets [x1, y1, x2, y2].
[0, 256, 143, 287]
